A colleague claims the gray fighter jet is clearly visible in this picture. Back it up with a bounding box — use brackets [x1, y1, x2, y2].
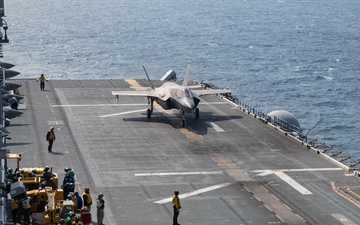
[2, 81, 21, 91]
[0, 69, 20, 79]
[112, 65, 231, 126]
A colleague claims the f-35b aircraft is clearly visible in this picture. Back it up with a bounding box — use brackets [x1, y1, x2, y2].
[111, 65, 231, 126]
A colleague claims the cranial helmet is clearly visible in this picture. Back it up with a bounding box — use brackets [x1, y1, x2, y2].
[68, 170, 74, 178]
[67, 193, 74, 199]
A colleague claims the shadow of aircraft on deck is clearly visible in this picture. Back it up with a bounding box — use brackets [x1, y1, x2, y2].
[122, 111, 243, 135]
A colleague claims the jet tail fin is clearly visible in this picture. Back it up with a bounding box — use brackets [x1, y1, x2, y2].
[182, 64, 191, 86]
[142, 65, 155, 90]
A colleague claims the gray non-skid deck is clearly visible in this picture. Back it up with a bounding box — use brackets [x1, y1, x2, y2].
[6, 79, 360, 225]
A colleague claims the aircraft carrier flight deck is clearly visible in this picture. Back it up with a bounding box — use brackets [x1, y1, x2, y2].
[6, 79, 360, 225]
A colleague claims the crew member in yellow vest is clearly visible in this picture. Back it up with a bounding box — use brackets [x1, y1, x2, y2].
[36, 73, 48, 91]
[172, 189, 181, 225]
[46, 127, 56, 152]
[13, 88, 20, 95]
[83, 187, 93, 211]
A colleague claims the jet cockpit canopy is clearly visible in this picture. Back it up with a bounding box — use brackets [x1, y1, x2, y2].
[176, 87, 192, 98]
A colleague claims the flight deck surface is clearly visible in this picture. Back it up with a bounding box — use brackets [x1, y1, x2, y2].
[7, 79, 360, 225]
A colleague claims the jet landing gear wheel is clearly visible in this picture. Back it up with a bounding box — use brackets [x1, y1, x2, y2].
[147, 99, 154, 119]
[181, 111, 186, 127]
[182, 118, 186, 127]
[195, 108, 200, 118]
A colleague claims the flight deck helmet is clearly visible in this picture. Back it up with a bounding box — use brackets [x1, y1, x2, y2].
[68, 170, 74, 178]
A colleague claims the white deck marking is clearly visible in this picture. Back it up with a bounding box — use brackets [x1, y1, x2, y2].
[256, 171, 273, 177]
[100, 109, 146, 118]
[199, 102, 228, 105]
[154, 182, 232, 204]
[253, 168, 342, 173]
[135, 171, 222, 176]
[276, 168, 342, 172]
[332, 214, 357, 225]
[274, 171, 313, 195]
[205, 121, 225, 132]
[253, 168, 342, 195]
[52, 103, 147, 107]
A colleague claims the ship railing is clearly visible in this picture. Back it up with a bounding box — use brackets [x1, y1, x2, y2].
[195, 80, 306, 138]
[195, 80, 360, 174]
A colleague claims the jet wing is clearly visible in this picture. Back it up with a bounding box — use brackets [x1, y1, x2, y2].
[192, 89, 231, 97]
[111, 90, 156, 97]
[129, 86, 152, 91]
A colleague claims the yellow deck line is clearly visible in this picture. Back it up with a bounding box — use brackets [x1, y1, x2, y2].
[125, 79, 142, 87]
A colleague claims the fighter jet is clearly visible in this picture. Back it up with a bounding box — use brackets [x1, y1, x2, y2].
[0, 69, 20, 79]
[2, 81, 21, 91]
[111, 65, 231, 126]
[1, 88, 23, 101]
[4, 108, 23, 119]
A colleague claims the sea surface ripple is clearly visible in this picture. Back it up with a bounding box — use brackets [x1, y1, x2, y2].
[5, 0, 360, 159]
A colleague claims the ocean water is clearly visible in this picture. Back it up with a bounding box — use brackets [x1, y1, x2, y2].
[4, 0, 360, 159]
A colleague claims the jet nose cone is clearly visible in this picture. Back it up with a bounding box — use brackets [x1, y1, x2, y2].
[183, 99, 195, 112]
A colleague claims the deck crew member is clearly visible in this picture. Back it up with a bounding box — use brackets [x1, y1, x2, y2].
[172, 189, 181, 225]
[46, 127, 56, 152]
[43, 166, 56, 188]
[75, 191, 83, 212]
[22, 196, 32, 225]
[36, 73, 48, 91]
[83, 187, 93, 211]
[65, 211, 76, 225]
[80, 206, 92, 225]
[11, 198, 18, 224]
[96, 192, 105, 225]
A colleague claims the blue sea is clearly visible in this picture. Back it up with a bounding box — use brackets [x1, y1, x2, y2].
[4, 0, 360, 159]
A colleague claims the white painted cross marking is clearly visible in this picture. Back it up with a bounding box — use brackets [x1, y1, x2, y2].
[154, 182, 232, 204]
[135, 171, 222, 176]
[274, 171, 312, 195]
[100, 109, 146, 118]
[253, 168, 342, 195]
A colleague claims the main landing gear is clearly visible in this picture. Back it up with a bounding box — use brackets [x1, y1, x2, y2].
[147, 98, 154, 119]
[195, 108, 199, 118]
[181, 111, 186, 127]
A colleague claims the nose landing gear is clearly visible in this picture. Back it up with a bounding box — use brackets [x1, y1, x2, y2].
[181, 111, 186, 127]
[147, 98, 154, 119]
